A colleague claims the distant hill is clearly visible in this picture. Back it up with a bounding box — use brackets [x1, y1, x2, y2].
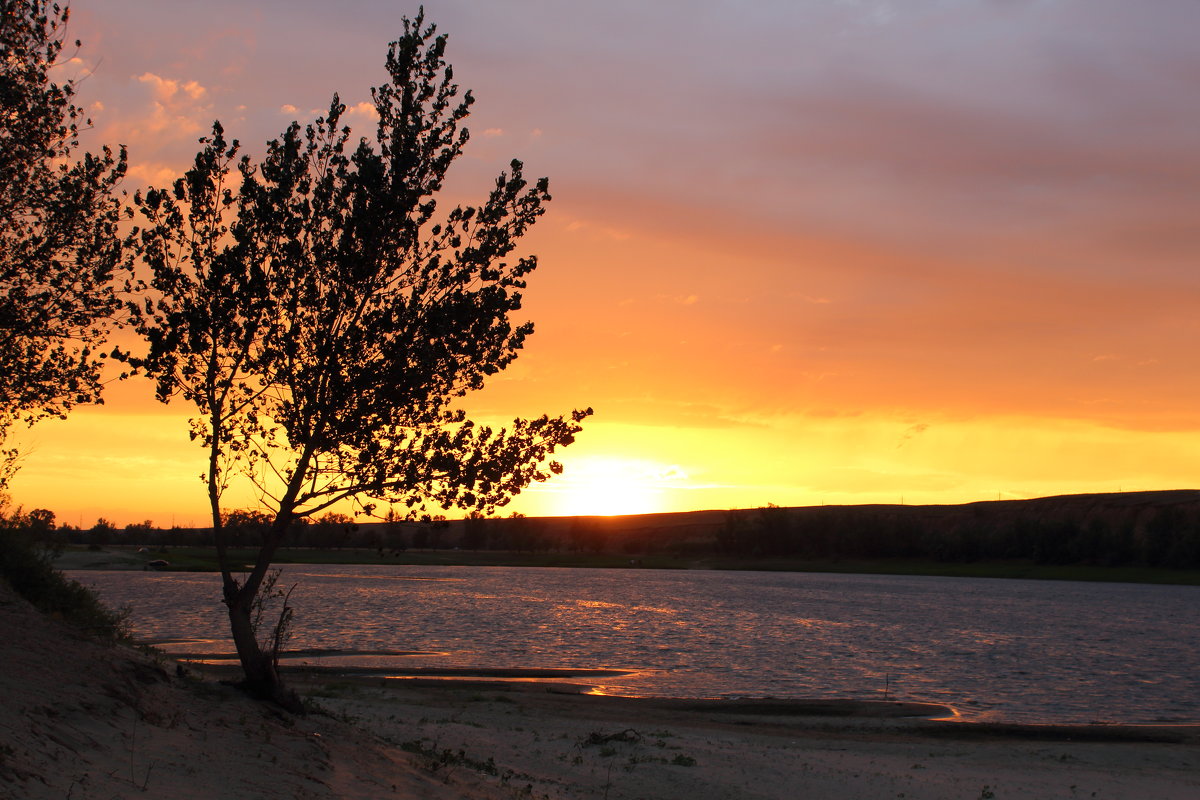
[442, 490, 1200, 568]
[53, 490, 1200, 571]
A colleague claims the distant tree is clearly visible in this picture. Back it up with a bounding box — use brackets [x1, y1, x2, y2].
[753, 503, 792, 556]
[311, 512, 357, 549]
[124, 12, 589, 708]
[122, 519, 154, 543]
[222, 509, 271, 548]
[382, 508, 408, 552]
[0, 0, 127, 486]
[88, 516, 115, 547]
[25, 506, 54, 532]
[503, 512, 544, 553]
[0, 501, 59, 551]
[461, 510, 487, 550]
[568, 516, 607, 553]
[411, 525, 430, 550]
[362, 524, 384, 553]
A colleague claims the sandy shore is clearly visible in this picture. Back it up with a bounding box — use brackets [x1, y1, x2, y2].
[296, 679, 1200, 800]
[3, 582, 1198, 800]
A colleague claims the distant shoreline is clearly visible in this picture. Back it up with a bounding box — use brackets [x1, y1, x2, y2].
[50, 490, 1200, 582]
[58, 545, 1200, 586]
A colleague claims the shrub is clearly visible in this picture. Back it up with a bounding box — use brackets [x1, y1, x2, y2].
[0, 505, 130, 642]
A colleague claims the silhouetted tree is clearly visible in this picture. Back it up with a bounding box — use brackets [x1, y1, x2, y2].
[382, 507, 408, 552]
[311, 512, 357, 549]
[221, 509, 271, 548]
[461, 511, 487, 550]
[125, 12, 589, 708]
[0, 0, 127, 485]
[715, 510, 750, 555]
[502, 512, 544, 552]
[1, 503, 60, 552]
[411, 525, 430, 550]
[88, 516, 115, 547]
[122, 519, 154, 543]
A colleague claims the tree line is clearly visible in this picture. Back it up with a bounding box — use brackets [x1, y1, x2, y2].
[19, 492, 1197, 570]
[710, 499, 1200, 568]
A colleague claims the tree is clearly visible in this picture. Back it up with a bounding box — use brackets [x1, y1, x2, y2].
[310, 512, 356, 549]
[221, 508, 271, 547]
[125, 11, 590, 708]
[88, 516, 114, 548]
[0, 0, 127, 486]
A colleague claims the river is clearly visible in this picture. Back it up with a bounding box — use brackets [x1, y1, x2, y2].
[71, 565, 1200, 724]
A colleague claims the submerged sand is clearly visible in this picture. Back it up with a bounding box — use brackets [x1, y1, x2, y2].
[2, 581, 1198, 799]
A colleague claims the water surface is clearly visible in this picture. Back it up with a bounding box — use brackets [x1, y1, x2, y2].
[72, 566, 1200, 724]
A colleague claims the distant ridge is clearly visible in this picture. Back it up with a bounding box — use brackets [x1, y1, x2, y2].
[447, 489, 1200, 569]
[559, 488, 1200, 522]
[66, 490, 1200, 577]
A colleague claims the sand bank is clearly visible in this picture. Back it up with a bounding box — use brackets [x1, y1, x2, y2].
[295, 677, 1200, 800]
[2, 582, 1198, 799]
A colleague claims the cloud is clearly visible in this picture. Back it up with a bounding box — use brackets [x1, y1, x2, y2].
[562, 218, 631, 241]
[136, 72, 207, 103]
[897, 423, 930, 449]
[126, 162, 184, 186]
[123, 72, 213, 142]
[280, 103, 298, 114]
[345, 101, 377, 119]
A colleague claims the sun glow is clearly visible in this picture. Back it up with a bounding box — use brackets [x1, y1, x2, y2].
[548, 457, 673, 517]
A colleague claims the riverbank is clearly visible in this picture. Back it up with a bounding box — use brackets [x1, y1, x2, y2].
[297, 676, 1200, 800]
[56, 545, 1200, 586]
[4, 580, 1199, 799]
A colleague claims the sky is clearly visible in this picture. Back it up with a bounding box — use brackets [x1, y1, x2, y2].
[10, 0, 1200, 526]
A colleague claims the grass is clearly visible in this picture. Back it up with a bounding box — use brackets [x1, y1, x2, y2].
[74, 545, 1200, 586]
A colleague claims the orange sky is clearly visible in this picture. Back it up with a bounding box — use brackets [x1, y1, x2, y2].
[10, 0, 1200, 526]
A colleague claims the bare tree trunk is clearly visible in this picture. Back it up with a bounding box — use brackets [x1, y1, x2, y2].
[205, 396, 311, 712]
[209, 438, 304, 711]
[224, 580, 303, 712]
[218, 522, 304, 712]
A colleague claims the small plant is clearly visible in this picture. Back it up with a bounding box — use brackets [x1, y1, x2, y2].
[579, 729, 642, 748]
[670, 754, 697, 767]
[250, 569, 297, 673]
[300, 697, 327, 715]
[399, 739, 500, 777]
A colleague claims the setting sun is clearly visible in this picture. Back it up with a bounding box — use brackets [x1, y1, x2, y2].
[546, 457, 674, 517]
